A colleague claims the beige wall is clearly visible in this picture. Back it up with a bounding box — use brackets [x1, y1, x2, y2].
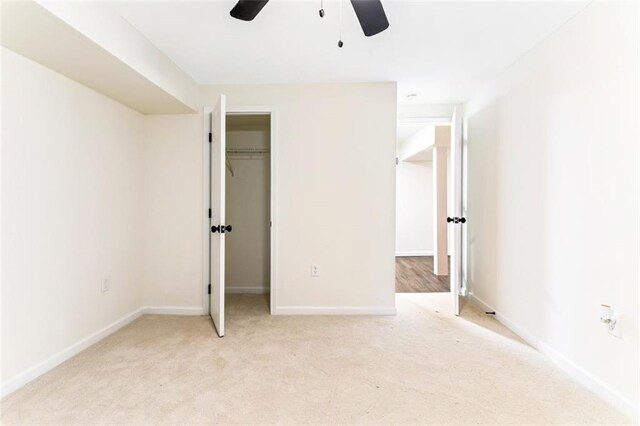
[1, 48, 145, 384]
[208, 84, 397, 312]
[464, 2, 639, 416]
[142, 114, 202, 308]
[142, 83, 397, 313]
[1, 55, 398, 394]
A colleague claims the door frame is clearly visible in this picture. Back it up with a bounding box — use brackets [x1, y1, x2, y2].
[393, 109, 465, 315]
[449, 104, 465, 315]
[202, 105, 278, 315]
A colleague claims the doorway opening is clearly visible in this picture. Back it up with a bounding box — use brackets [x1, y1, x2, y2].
[395, 121, 451, 293]
[204, 100, 277, 337]
[394, 106, 464, 315]
[224, 114, 271, 297]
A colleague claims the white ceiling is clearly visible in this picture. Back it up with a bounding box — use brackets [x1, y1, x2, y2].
[110, 0, 587, 104]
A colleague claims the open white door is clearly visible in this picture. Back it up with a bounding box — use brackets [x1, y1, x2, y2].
[450, 105, 464, 316]
[210, 95, 226, 337]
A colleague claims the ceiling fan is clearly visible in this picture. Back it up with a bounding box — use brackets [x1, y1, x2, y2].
[229, 0, 389, 46]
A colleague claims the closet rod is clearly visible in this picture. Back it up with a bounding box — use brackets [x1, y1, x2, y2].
[226, 147, 270, 154]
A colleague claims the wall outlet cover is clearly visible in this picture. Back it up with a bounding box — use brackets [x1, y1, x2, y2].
[608, 313, 622, 339]
[101, 277, 111, 293]
[311, 264, 320, 277]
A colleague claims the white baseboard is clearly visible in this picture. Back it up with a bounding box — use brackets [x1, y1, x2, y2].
[273, 306, 397, 315]
[468, 291, 493, 312]
[143, 306, 205, 316]
[0, 307, 145, 399]
[395, 251, 433, 257]
[225, 286, 269, 294]
[467, 292, 639, 422]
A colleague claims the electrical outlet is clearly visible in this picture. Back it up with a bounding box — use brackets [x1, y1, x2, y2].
[101, 277, 111, 293]
[311, 264, 320, 277]
[599, 304, 622, 338]
[609, 314, 622, 339]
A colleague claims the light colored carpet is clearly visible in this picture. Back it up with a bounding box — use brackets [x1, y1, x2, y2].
[1, 294, 631, 425]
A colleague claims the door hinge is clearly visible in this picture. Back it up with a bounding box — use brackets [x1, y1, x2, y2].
[208, 284, 211, 294]
[208, 208, 212, 218]
[208, 132, 212, 143]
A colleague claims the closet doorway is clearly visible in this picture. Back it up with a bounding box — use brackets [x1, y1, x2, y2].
[204, 100, 277, 337]
[225, 113, 271, 299]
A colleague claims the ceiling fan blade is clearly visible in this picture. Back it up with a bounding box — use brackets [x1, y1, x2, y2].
[349, 0, 389, 37]
[230, 0, 270, 21]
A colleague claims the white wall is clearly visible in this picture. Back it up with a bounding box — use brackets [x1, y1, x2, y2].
[397, 124, 435, 161]
[225, 124, 271, 293]
[39, 1, 199, 112]
[143, 83, 397, 313]
[142, 114, 202, 309]
[1, 1, 198, 114]
[464, 2, 639, 418]
[397, 104, 454, 121]
[1, 48, 145, 387]
[395, 160, 433, 256]
[1, 55, 397, 395]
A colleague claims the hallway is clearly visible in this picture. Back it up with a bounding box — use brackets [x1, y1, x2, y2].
[396, 256, 449, 293]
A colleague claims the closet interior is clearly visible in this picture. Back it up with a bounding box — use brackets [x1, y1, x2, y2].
[225, 114, 271, 295]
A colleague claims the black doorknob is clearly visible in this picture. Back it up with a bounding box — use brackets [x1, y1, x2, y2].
[447, 217, 467, 224]
[211, 225, 233, 233]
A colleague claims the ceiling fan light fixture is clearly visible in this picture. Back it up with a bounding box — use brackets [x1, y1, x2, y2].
[349, 0, 390, 37]
[229, 0, 389, 45]
[229, 0, 270, 21]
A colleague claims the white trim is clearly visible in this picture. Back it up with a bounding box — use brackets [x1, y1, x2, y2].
[269, 109, 278, 316]
[202, 106, 213, 316]
[226, 106, 273, 115]
[395, 251, 433, 257]
[467, 292, 493, 313]
[203, 105, 279, 316]
[225, 286, 269, 294]
[397, 117, 451, 125]
[273, 306, 397, 316]
[143, 306, 205, 316]
[467, 292, 639, 422]
[0, 307, 144, 399]
[450, 104, 463, 316]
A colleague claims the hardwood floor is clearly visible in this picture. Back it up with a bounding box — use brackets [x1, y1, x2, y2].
[395, 256, 449, 293]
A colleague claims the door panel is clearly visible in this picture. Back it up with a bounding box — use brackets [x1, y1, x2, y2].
[450, 105, 463, 316]
[210, 95, 226, 336]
